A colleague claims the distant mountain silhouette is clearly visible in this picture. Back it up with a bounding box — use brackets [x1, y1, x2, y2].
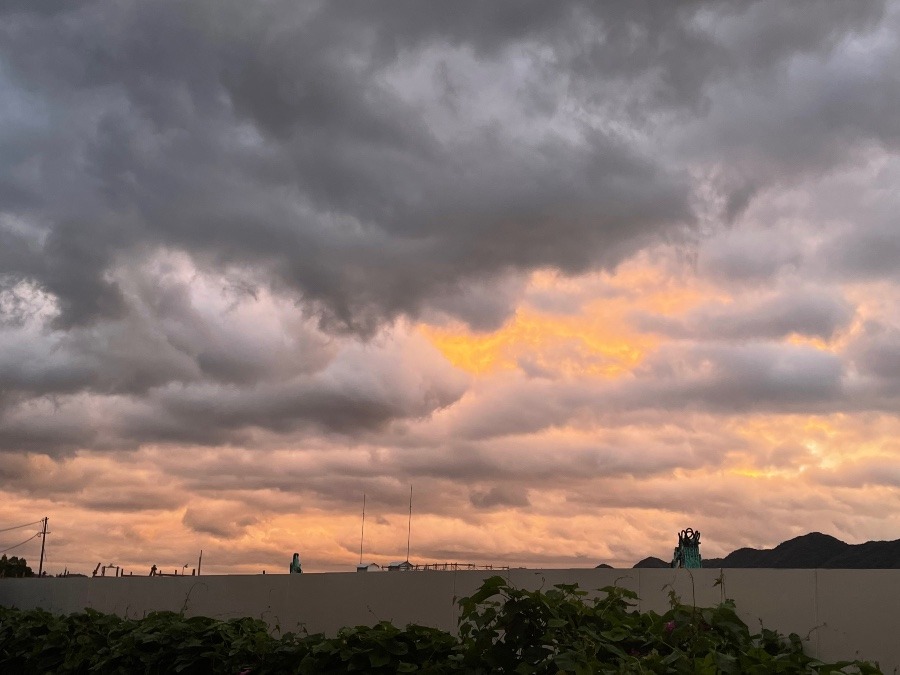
[703, 532, 900, 569]
[594, 532, 900, 569]
[822, 539, 900, 568]
[633, 556, 670, 568]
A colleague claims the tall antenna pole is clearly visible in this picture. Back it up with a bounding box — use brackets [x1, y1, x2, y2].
[406, 485, 412, 562]
[359, 494, 366, 565]
[197, 550, 203, 576]
[38, 517, 48, 577]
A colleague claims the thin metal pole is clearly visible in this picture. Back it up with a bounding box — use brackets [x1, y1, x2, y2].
[406, 485, 412, 562]
[359, 494, 366, 565]
[38, 517, 48, 577]
[197, 550, 203, 576]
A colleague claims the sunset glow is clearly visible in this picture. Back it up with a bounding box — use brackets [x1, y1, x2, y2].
[1, 1, 899, 577]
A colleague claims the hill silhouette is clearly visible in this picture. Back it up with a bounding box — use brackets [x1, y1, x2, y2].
[633, 556, 670, 568]
[703, 532, 854, 568]
[617, 532, 900, 569]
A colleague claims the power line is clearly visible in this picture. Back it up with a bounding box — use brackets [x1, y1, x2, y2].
[0, 532, 40, 555]
[0, 519, 43, 534]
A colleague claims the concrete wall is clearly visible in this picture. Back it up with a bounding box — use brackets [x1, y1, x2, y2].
[1, 568, 897, 672]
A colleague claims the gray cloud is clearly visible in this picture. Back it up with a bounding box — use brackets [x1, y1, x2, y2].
[4, 267, 337, 392]
[469, 485, 530, 510]
[809, 458, 900, 489]
[671, 3, 896, 215]
[619, 342, 846, 413]
[451, 340, 849, 441]
[79, 485, 184, 513]
[822, 218, 900, 282]
[2, 0, 891, 339]
[847, 322, 900, 400]
[698, 229, 805, 284]
[0, 0, 700, 336]
[0, 331, 467, 454]
[634, 288, 854, 341]
[182, 504, 261, 539]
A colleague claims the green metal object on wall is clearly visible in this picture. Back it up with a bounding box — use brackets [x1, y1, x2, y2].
[671, 528, 702, 568]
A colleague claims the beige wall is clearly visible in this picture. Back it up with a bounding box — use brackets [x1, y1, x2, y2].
[2, 568, 897, 672]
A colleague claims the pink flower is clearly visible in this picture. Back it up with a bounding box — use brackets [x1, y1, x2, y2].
[664, 620, 676, 633]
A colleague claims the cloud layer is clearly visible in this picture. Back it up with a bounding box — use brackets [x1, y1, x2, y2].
[1, 0, 899, 573]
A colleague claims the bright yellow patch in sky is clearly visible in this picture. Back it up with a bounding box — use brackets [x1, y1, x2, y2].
[730, 468, 778, 479]
[421, 308, 656, 377]
[421, 262, 714, 377]
[786, 334, 832, 350]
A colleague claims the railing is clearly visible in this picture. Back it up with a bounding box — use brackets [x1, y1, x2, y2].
[409, 563, 509, 571]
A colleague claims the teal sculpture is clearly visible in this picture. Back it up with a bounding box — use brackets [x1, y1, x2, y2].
[290, 552, 303, 574]
[671, 528, 702, 568]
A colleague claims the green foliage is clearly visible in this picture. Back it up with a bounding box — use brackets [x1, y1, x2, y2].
[0, 576, 883, 674]
[456, 576, 882, 674]
[0, 606, 458, 675]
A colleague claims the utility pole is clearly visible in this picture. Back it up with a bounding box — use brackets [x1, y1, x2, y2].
[406, 485, 412, 563]
[197, 550, 202, 576]
[38, 517, 48, 577]
[359, 494, 366, 565]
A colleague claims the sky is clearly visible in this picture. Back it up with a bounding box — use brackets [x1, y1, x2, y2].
[1, 0, 900, 575]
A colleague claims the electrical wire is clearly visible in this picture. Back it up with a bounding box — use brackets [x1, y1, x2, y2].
[0, 519, 42, 534]
[0, 532, 41, 555]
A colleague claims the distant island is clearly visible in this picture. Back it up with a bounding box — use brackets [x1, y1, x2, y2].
[600, 532, 900, 569]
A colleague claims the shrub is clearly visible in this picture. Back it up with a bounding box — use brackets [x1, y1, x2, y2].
[0, 576, 882, 673]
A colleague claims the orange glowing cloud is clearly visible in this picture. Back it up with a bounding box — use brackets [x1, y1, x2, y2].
[420, 258, 720, 378]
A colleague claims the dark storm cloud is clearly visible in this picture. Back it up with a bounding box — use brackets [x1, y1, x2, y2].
[668, 3, 896, 224]
[0, 0, 696, 335]
[0, 400, 98, 454]
[0, 0, 898, 451]
[2, 0, 889, 333]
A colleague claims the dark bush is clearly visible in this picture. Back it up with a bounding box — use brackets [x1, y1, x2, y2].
[0, 576, 882, 673]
